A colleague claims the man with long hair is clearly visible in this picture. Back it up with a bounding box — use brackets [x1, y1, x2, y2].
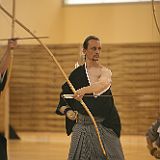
[56, 35, 124, 160]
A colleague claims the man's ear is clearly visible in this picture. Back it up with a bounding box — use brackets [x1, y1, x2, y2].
[82, 48, 87, 55]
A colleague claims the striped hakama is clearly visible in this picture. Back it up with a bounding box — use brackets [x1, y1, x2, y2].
[68, 114, 125, 160]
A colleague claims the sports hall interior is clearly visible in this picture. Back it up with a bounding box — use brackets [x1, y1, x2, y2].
[0, 0, 160, 160]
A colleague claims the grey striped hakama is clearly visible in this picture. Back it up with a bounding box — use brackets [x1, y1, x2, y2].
[68, 114, 125, 160]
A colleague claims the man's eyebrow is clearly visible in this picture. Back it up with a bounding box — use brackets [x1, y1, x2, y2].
[91, 46, 101, 48]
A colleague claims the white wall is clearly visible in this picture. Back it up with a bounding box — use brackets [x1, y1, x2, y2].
[0, 0, 159, 44]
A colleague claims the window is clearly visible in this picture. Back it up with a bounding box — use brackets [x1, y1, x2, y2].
[64, 0, 159, 5]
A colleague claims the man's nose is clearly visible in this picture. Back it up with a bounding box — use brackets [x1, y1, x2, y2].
[95, 48, 100, 53]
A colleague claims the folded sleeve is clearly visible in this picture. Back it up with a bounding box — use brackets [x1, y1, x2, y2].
[56, 82, 72, 115]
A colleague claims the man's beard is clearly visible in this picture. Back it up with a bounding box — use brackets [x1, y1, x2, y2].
[92, 55, 99, 61]
[92, 59, 99, 61]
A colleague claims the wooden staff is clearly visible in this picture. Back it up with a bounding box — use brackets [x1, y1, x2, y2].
[0, 36, 48, 41]
[151, 0, 160, 115]
[151, 0, 160, 36]
[0, 4, 108, 159]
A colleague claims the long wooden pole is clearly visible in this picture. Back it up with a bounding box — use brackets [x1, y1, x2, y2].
[151, 0, 160, 36]
[0, 4, 108, 158]
[11, 0, 15, 38]
[4, 54, 13, 139]
[0, 36, 48, 41]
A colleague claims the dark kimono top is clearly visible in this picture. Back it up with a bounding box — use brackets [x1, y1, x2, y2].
[146, 118, 160, 147]
[0, 71, 8, 92]
[56, 64, 121, 137]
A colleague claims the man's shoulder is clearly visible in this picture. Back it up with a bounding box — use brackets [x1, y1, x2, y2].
[100, 65, 111, 70]
[71, 64, 84, 73]
[69, 64, 85, 78]
[100, 65, 112, 76]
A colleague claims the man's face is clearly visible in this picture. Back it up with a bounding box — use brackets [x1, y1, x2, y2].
[84, 39, 101, 62]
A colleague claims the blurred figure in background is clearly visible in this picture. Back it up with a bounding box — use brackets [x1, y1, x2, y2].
[0, 39, 17, 160]
[146, 118, 160, 159]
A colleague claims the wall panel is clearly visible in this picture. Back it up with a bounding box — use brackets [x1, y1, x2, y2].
[1, 43, 159, 135]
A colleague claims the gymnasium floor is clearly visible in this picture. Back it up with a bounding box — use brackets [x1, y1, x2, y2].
[8, 132, 154, 160]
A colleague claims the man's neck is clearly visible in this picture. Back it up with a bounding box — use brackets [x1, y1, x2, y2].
[86, 60, 99, 68]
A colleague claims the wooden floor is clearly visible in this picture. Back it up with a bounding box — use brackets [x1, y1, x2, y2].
[8, 132, 154, 160]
